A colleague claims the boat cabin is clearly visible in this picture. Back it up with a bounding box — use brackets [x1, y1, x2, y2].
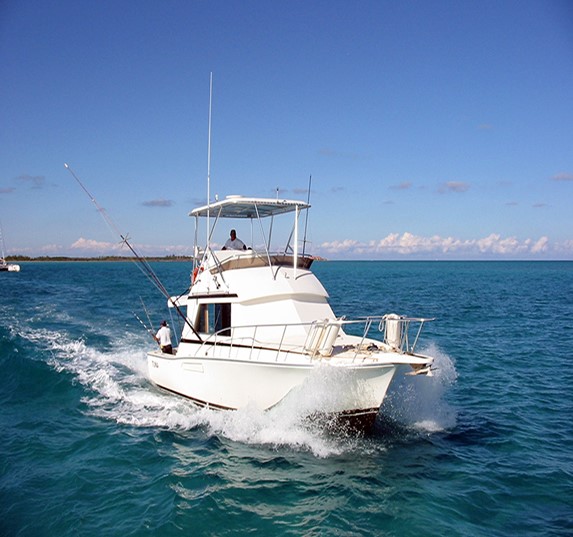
[173, 195, 340, 353]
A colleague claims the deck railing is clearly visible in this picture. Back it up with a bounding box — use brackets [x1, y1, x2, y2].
[342, 314, 435, 356]
[192, 315, 433, 362]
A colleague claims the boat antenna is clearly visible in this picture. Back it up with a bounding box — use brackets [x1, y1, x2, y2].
[267, 187, 279, 251]
[206, 72, 213, 247]
[64, 163, 203, 342]
[302, 174, 312, 257]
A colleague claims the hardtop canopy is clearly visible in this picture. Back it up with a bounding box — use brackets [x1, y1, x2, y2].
[190, 196, 310, 219]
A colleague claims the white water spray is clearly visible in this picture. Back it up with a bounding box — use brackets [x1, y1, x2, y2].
[381, 342, 458, 432]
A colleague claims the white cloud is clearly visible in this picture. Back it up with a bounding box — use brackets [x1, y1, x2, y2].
[555, 239, 573, 253]
[319, 239, 362, 254]
[68, 237, 193, 257]
[317, 232, 561, 259]
[39, 244, 67, 254]
[531, 236, 549, 253]
[475, 233, 522, 254]
[71, 237, 122, 252]
[23, 234, 571, 260]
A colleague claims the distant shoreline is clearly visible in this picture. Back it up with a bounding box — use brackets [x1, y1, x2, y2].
[6, 255, 193, 262]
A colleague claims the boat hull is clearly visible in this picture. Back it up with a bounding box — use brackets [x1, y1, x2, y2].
[147, 350, 397, 417]
[0, 264, 20, 272]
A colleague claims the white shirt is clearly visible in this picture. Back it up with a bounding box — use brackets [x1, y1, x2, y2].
[156, 325, 171, 346]
[224, 237, 246, 250]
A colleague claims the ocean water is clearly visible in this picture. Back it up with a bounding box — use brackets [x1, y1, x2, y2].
[1, 260, 572, 536]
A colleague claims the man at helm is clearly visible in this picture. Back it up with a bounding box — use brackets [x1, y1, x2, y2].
[222, 229, 246, 250]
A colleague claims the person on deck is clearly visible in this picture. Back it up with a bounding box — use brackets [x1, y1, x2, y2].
[222, 229, 246, 250]
[155, 320, 172, 354]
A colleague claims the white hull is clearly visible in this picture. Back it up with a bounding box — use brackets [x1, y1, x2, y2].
[148, 348, 397, 414]
[0, 263, 20, 272]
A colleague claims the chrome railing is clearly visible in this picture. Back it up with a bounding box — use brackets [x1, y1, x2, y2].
[342, 314, 435, 355]
[190, 314, 434, 362]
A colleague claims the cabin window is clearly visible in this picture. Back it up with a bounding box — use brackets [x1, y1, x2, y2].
[196, 303, 231, 336]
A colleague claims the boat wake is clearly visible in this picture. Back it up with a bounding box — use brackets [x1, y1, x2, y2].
[17, 321, 457, 457]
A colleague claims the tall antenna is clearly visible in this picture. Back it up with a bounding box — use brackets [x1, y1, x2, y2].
[302, 174, 312, 257]
[206, 72, 213, 246]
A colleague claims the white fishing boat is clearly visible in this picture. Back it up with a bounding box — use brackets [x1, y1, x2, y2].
[147, 195, 435, 430]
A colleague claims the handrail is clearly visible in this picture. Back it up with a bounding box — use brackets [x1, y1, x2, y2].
[197, 319, 319, 359]
[190, 315, 434, 361]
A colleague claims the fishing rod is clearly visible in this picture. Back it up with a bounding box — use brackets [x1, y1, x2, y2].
[140, 296, 154, 333]
[65, 163, 203, 342]
[133, 311, 160, 347]
[140, 295, 180, 346]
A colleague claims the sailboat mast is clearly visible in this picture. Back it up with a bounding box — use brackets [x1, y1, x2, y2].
[0, 222, 6, 262]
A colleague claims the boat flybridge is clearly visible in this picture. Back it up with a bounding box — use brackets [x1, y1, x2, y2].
[147, 195, 434, 431]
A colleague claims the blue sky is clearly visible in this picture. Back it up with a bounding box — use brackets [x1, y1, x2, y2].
[1, 0, 572, 259]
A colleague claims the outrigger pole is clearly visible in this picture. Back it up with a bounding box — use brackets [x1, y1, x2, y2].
[64, 163, 203, 342]
[133, 311, 160, 347]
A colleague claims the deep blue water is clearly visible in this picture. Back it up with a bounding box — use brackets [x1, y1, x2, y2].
[1, 261, 572, 536]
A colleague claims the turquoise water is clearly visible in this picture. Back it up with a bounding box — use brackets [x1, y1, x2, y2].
[1, 261, 572, 536]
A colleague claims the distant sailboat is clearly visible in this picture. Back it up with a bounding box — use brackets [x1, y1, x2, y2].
[0, 224, 20, 272]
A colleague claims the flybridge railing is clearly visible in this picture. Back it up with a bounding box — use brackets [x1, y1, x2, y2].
[192, 315, 434, 362]
[192, 249, 315, 286]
